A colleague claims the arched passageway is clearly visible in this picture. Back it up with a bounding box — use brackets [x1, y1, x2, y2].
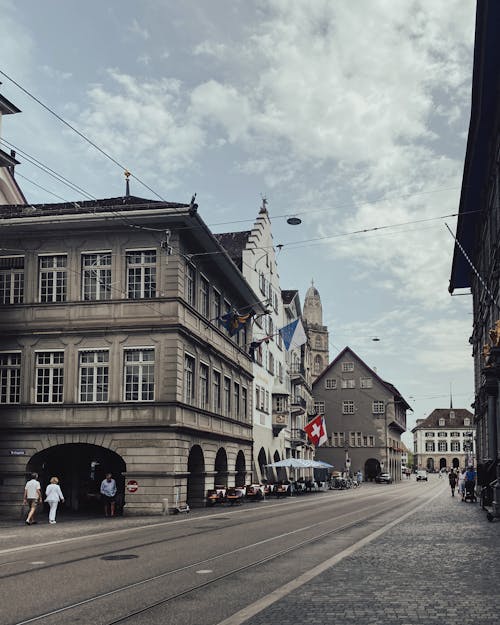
[273, 450, 287, 482]
[439, 458, 447, 470]
[452, 457, 460, 469]
[235, 451, 246, 487]
[364, 458, 381, 481]
[427, 458, 435, 471]
[214, 448, 228, 487]
[257, 447, 268, 482]
[187, 445, 205, 508]
[27, 444, 126, 515]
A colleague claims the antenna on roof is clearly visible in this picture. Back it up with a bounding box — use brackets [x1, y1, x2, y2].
[124, 170, 131, 197]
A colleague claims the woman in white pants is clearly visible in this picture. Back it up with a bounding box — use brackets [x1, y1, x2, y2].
[45, 477, 65, 524]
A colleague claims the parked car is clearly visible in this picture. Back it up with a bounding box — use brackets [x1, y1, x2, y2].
[416, 470, 428, 481]
[375, 473, 393, 484]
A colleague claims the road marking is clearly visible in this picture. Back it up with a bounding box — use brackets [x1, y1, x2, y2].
[216, 486, 444, 625]
[196, 569, 213, 574]
[29, 561, 45, 565]
[0, 486, 411, 556]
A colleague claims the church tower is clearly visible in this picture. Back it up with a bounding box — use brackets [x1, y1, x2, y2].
[303, 280, 329, 378]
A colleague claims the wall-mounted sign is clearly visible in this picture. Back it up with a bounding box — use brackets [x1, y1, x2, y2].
[10, 450, 26, 456]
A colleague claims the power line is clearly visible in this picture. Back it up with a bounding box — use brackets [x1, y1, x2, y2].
[14, 172, 70, 202]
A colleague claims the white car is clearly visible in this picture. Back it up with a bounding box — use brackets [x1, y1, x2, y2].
[416, 470, 428, 481]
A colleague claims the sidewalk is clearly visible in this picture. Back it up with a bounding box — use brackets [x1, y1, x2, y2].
[233, 484, 500, 625]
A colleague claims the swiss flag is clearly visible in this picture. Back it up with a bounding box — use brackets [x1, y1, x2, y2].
[304, 415, 328, 447]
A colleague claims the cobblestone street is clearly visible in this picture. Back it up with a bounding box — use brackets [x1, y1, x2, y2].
[240, 482, 500, 625]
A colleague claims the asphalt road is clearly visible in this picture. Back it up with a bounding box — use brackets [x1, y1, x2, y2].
[0, 479, 442, 625]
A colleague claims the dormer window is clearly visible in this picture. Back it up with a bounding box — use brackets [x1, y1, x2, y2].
[464, 417, 471, 426]
[438, 418, 445, 426]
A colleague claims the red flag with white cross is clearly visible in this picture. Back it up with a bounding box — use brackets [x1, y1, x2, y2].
[304, 415, 328, 447]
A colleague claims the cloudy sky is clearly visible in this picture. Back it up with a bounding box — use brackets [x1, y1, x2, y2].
[0, 0, 477, 445]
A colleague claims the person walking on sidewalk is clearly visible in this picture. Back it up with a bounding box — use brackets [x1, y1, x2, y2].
[100, 473, 117, 517]
[448, 470, 457, 496]
[23, 472, 41, 525]
[45, 477, 65, 524]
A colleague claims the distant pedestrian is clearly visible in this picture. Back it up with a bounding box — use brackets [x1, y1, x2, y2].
[458, 469, 466, 499]
[448, 470, 457, 496]
[356, 470, 363, 485]
[23, 472, 41, 525]
[45, 477, 65, 524]
[100, 473, 117, 517]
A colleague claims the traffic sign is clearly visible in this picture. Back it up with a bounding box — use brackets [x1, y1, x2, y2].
[126, 480, 139, 493]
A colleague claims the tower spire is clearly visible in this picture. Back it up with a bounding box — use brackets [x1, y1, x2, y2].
[124, 170, 131, 197]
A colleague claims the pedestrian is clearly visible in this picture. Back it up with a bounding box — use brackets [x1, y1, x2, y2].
[100, 472, 117, 517]
[458, 469, 466, 500]
[23, 472, 41, 525]
[356, 470, 363, 485]
[44, 477, 65, 524]
[448, 470, 457, 497]
[464, 465, 477, 501]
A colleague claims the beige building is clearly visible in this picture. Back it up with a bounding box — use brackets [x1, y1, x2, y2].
[0, 194, 265, 516]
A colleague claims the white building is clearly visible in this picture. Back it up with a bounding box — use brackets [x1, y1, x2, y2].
[412, 408, 475, 472]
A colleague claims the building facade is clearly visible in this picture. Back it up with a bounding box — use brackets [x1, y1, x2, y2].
[0, 195, 265, 516]
[312, 346, 409, 480]
[302, 280, 329, 378]
[449, 1, 500, 494]
[412, 409, 475, 472]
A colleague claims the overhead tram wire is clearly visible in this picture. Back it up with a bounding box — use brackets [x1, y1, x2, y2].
[14, 172, 70, 202]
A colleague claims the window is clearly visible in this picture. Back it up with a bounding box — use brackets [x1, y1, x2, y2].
[360, 377, 373, 389]
[79, 350, 109, 402]
[437, 432, 447, 437]
[425, 432, 435, 437]
[268, 352, 274, 375]
[82, 253, 112, 301]
[368, 435, 375, 447]
[124, 349, 154, 401]
[36, 351, 64, 403]
[242, 387, 248, 420]
[212, 370, 221, 412]
[425, 441, 435, 452]
[199, 363, 209, 410]
[341, 362, 354, 372]
[260, 386, 265, 410]
[234, 382, 240, 417]
[349, 432, 356, 446]
[0, 352, 21, 404]
[341, 379, 356, 389]
[325, 378, 337, 390]
[212, 288, 221, 323]
[372, 401, 385, 414]
[332, 432, 345, 447]
[200, 276, 209, 318]
[185, 263, 196, 306]
[451, 441, 460, 452]
[276, 395, 286, 412]
[265, 390, 269, 413]
[184, 355, 195, 404]
[438, 441, 447, 452]
[438, 418, 445, 426]
[278, 362, 283, 383]
[343, 400, 355, 414]
[315, 336, 322, 349]
[314, 355, 323, 374]
[464, 418, 471, 426]
[362, 435, 368, 447]
[39, 255, 67, 302]
[450, 431, 460, 438]
[314, 401, 325, 414]
[224, 376, 231, 415]
[127, 250, 156, 299]
[0, 256, 24, 304]
[259, 271, 266, 294]
[356, 432, 362, 447]
[255, 386, 260, 411]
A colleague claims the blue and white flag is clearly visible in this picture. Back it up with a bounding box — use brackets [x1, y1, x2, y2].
[279, 318, 307, 351]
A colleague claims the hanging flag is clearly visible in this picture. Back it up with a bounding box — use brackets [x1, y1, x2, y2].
[219, 310, 253, 336]
[304, 414, 328, 447]
[279, 318, 307, 351]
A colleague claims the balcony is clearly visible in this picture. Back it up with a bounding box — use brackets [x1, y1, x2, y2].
[289, 428, 307, 447]
[272, 412, 288, 436]
[290, 394, 306, 416]
[289, 363, 306, 382]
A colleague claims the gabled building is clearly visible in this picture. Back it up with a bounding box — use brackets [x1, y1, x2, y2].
[312, 346, 410, 480]
[0, 89, 26, 205]
[412, 408, 475, 472]
[216, 199, 290, 482]
[0, 194, 265, 516]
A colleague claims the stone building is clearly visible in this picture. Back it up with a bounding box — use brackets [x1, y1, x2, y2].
[216, 200, 291, 483]
[312, 346, 409, 480]
[449, 0, 500, 495]
[302, 281, 329, 377]
[0, 194, 265, 516]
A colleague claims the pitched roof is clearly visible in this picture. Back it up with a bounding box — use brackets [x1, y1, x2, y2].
[412, 408, 474, 431]
[281, 289, 298, 304]
[313, 345, 412, 410]
[0, 195, 189, 219]
[215, 231, 251, 270]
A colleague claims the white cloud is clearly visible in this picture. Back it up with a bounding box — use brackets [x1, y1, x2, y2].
[128, 18, 150, 41]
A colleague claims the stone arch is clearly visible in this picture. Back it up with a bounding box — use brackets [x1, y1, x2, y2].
[257, 447, 268, 482]
[214, 447, 228, 487]
[27, 443, 126, 514]
[187, 445, 205, 508]
[364, 458, 381, 481]
[452, 457, 460, 469]
[439, 457, 447, 470]
[235, 450, 246, 487]
[427, 457, 435, 471]
[273, 450, 286, 482]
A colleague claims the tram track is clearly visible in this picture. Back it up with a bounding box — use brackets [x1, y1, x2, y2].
[9, 486, 437, 625]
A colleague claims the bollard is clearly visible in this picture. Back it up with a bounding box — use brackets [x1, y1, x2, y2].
[162, 498, 169, 515]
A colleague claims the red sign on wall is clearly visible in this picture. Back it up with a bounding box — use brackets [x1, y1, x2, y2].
[126, 480, 139, 493]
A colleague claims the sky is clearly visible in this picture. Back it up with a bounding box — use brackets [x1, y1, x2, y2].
[0, 0, 477, 446]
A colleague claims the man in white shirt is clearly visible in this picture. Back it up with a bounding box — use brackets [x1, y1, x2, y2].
[23, 473, 41, 525]
[100, 473, 117, 517]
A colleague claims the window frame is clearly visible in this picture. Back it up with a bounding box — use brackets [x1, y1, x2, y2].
[126, 249, 157, 299]
[123, 347, 155, 402]
[78, 349, 109, 403]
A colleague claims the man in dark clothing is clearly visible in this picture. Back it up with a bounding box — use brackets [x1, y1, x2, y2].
[448, 470, 457, 496]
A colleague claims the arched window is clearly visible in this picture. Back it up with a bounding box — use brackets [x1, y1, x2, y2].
[314, 355, 323, 374]
[315, 336, 322, 349]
